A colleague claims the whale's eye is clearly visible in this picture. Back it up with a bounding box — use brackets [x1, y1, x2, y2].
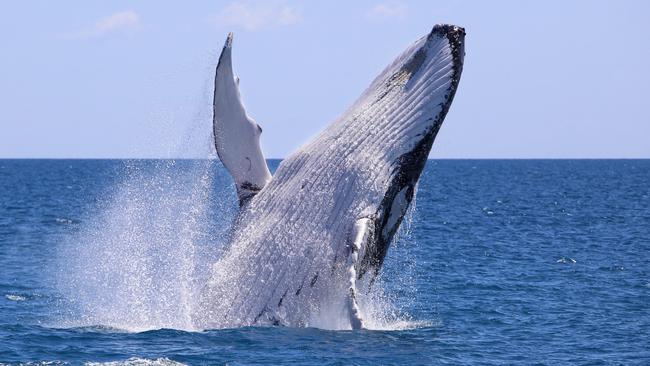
[257, 124, 263, 133]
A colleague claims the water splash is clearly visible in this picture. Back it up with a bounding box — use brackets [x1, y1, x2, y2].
[56, 159, 237, 331]
[53, 137, 423, 333]
[5, 294, 27, 302]
[53, 158, 424, 332]
[86, 358, 187, 366]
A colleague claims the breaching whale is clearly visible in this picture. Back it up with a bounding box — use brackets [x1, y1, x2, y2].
[198, 24, 465, 329]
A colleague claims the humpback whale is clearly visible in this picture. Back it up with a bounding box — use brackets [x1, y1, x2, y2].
[199, 24, 465, 329]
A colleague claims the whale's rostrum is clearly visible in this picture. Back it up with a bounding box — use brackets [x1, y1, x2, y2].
[199, 24, 465, 329]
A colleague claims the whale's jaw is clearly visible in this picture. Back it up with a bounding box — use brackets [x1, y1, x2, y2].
[200, 24, 465, 329]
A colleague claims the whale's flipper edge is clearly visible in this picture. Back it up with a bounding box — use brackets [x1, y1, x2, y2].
[213, 32, 272, 206]
[347, 218, 374, 329]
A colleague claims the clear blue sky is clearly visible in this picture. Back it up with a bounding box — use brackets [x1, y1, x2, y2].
[1, 1, 648, 158]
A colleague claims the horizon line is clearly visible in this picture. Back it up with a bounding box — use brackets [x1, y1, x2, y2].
[1, 157, 649, 161]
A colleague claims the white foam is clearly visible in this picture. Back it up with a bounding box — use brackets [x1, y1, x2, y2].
[5, 294, 27, 301]
[86, 358, 186, 366]
[556, 257, 577, 264]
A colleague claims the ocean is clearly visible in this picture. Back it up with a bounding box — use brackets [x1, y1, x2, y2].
[0, 159, 648, 365]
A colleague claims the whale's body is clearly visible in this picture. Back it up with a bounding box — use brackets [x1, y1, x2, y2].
[198, 25, 465, 329]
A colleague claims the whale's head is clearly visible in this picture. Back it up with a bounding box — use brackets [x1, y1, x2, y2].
[352, 24, 465, 278]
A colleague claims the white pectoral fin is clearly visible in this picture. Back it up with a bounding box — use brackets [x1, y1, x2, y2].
[346, 218, 374, 330]
[213, 33, 272, 206]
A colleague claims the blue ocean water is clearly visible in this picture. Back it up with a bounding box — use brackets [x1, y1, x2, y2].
[0, 159, 648, 365]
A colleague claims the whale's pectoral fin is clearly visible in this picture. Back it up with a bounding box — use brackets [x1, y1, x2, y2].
[213, 33, 272, 206]
[346, 217, 375, 329]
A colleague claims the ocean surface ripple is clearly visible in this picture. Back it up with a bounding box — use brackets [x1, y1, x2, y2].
[0, 159, 648, 365]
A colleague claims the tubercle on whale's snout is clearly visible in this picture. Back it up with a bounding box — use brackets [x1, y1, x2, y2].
[438, 24, 465, 92]
[428, 24, 465, 87]
[429, 24, 466, 38]
[427, 24, 465, 80]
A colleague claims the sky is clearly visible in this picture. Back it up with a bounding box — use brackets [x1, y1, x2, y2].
[1, 1, 649, 158]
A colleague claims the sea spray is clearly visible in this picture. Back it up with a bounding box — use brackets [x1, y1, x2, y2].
[53, 121, 421, 332]
[56, 159, 237, 331]
[54, 158, 419, 331]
